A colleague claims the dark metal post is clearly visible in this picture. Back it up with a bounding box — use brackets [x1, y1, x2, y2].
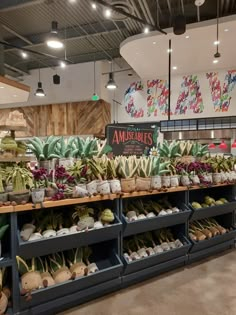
[168, 39, 171, 121]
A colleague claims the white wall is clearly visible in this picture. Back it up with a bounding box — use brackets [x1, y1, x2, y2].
[1, 61, 103, 109]
[111, 68, 236, 123]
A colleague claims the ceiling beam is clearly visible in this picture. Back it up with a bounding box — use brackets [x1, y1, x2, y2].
[2, 24, 33, 45]
[0, 0, 44, 12]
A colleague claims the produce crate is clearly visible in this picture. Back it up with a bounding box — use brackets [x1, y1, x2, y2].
[189, 200, 236, 221]
[189, 227, 236, 253]
[188, 239, 234, 263]
[123, 204, 191, 237]
[19, 251, 123, 309]
[18, 215, 122, 259]
[122, 235, 191, 275]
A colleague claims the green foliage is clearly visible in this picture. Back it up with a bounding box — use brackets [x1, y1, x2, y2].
[27, 136, 61, 161]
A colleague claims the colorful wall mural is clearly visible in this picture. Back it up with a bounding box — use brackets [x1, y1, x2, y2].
[122, 70, 236, 122]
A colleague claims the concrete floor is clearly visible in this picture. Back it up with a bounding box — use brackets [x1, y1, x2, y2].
[59, 250, 236, 315]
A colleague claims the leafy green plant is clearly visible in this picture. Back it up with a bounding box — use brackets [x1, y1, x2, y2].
[117, 156, 139, 179]
[0, 168, 6, 193]
[137, 157, 152, 178]
[191, 142, 208, 157]
[6, 165, 33, 192]
[55, 137, 74, 158]
[159, 140, 181, 158]
[72, 137, 98, 159]
[151, 157, 170, 176]
[27, 136, 61, 161]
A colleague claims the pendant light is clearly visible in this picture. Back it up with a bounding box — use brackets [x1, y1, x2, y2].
[46, 21, 64, 49]
[208, 143, 216, 149]
[173, 0, 186, 35]
[91, 61, 99, 100]
[35, 68, 45, 97]
[232, 140, 236, 148]
[106, 60, 117, 90]
[219, 140, 227, 149]
[214, 0, 221, 59]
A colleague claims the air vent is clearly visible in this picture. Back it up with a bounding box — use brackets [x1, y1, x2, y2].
[111, 1, 134, 20]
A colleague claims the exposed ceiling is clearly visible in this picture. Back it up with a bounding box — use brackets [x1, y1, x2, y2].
[120, 17, 236, 78]
[0, 75, 30, 104]
[0, 0, 236, 77]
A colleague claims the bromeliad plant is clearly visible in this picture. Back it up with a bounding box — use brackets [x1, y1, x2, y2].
[27, 136, 61, 161]
[31, 168, 48, 189]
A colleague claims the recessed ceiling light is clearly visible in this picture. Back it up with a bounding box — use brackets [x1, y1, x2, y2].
[0, 86, 4, 89]
[224, 28, 229, 32]
[172, 66, 177, 70]
[153, 41, 156, 44]
[68, 0, 76, 3]
[144, 27, 149, 34]
[91, 2, 96, 9]
[214, 40, 220, 45]
[104, 9, 111, 18]
[185, 35, 190, 39]
[213, 59, 219, 64]
[13, 94, 17, 97]
[21, 51, 28, 59]
[167, 48, 173, 53]
[60, 61, 66, 68]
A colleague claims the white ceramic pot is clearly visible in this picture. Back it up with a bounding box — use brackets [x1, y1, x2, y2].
[69, 225, 78, 233]
[220, 172, 227, 183]
[97, 180, 111, 195]
[170, 175, 179, 188]
[31, 188, 45, 203]
[29, 233, 43, 241]
[150, 175, 162, 189]
[207, 173, 213, 183]
[58, 158, 73, 168]
[109, 179, 121, 193]
[230, 171, 236, 182]
[212, 173, 222, 184]
[190, 175, 200, 185]
[73, 186, 89, 198]
[180, 175, 190, 186]
[86, 180, 98, 195]
[56, 228, 70, 236]
[161, 175, 171, 188]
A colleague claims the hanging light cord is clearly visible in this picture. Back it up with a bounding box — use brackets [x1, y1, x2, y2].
[94, 61, 96, 94]
[38, 67, 41, 82]
[216, 0, 219, 54]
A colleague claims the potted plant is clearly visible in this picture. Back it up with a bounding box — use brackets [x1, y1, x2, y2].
[0, 215, 9, 258]
[88, 158, 110, 195]
[56, 137, 74, 168]
[67, 248, 87, 278]
[72, 205, 95, 231]
[168, 161, 179, 188]
[107, 159, 121, 194]
[6, 165, 33, 204]
[117, 156, 139, 193]
[150, 157, 170, 189]
[37, 257, 55, 288]
[31, 168, 47, 204]
[0, 169, 7, 203]
[27, 136, 60, 171]
[49, 252, 72, 284]
[136, 157, 152, 191]
[210, 156, 223, 184]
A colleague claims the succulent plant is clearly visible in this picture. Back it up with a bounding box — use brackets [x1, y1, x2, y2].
[72, 137, 98, 159]
[151, 157, 170, 176]
[6, 165, 33, 192]
[158, 140, 181, 158]
[117, 156, 139, 179]
[55, 137, 73, 158]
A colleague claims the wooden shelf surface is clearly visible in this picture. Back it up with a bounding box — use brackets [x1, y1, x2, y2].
[121, 186, 188, 199]
[0, 156, 33, 163]
[0, 205, 14, 214]
[189, 183, 235, 191]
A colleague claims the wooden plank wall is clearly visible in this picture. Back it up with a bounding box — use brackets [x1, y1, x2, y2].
[0, 100, 111, 137]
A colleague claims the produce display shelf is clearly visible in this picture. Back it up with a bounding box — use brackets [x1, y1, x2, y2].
[188, 240, 234, 263]
[121, 255, 186, 288]
[189, 201, 236, 221]
[0, 205, 14, 214]
[122, 235, 191, 276]
[18, 215, 122, 258]
[19, 253, 123, 310]
[14, 194, 119, 212]
[121, 187, 188, 199]
[189, 228, 236, 253]
[123, 208, 191, 237]
[189, 183, 234, 191]
[19, 278, 121, 315]
[0, 257, 13, 268]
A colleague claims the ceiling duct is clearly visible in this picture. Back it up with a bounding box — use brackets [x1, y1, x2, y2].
[110, 0, 134, 20]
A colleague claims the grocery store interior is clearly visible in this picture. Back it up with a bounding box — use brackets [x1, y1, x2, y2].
[0, 0, 236, 314]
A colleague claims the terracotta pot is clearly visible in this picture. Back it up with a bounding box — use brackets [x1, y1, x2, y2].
[121, 178, 136, 193]
[86, 180, 98, 195]
[161, 175, 171, 188]
[212, 173, 221, 184]
[180, 175, 190, 186]
[31, 188, 45, 203]
[97, 180, 111, 195]
[170, 175, 179, 188]
[8, 191, 30, 204]
[0, 192, 8, 203]
[150, 175, 162, 189]
[109, 179, 121, 193]
[136, 177, 151, 191]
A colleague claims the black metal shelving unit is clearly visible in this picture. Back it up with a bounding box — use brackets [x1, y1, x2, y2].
[1, 184, 235, 314]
